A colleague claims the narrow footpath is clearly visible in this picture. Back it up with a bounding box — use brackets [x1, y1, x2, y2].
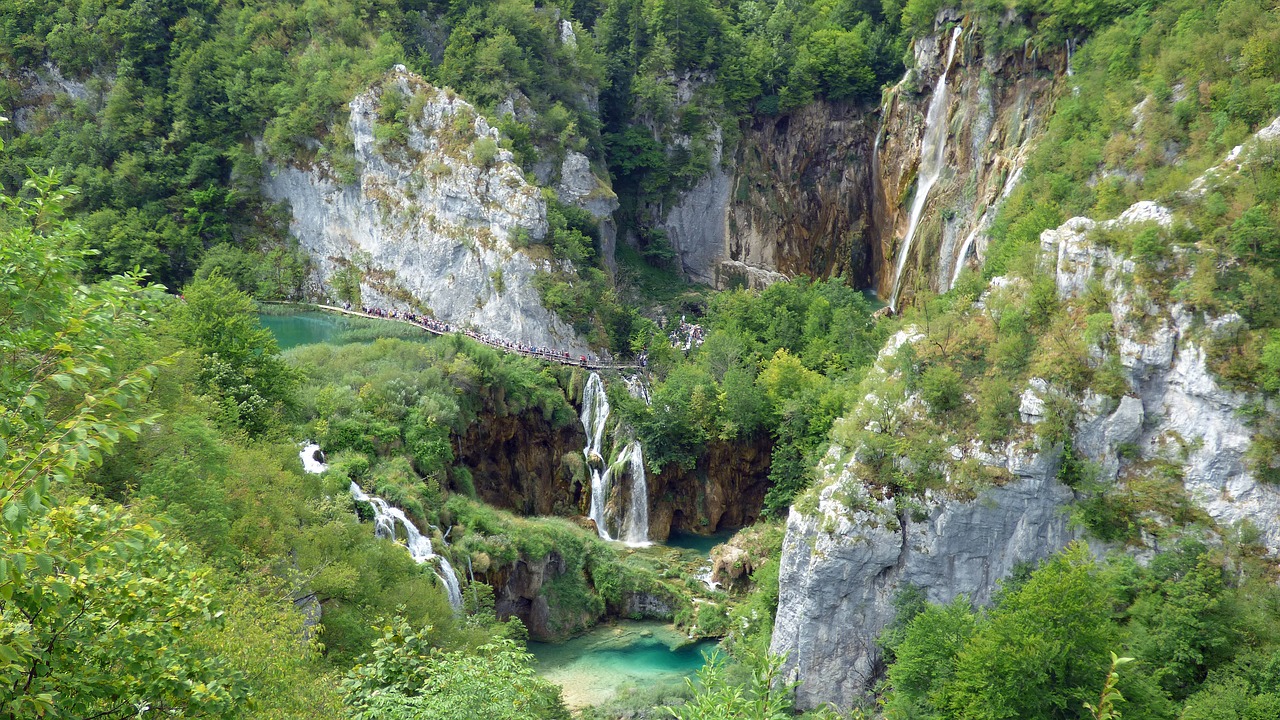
[267, 302, 641, 370]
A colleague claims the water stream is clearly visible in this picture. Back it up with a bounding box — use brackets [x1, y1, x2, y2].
[580, 373, 651, 546]
[889, 25, 964, 310]
[299, 443, 463, 611]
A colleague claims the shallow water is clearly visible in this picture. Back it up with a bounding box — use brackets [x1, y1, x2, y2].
[664, 529, 737, 557]
[531, 621, 718, 708]
[259, 311, 346, 350]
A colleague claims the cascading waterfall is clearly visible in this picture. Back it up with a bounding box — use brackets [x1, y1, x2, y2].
[299, 443, 463, 611]
[619, 440, 651, 547]
[581, 373, 615, 540]
[948, 162, 1024, 290]
[580, 373, 651, 545]
[888, 25, 964, 311]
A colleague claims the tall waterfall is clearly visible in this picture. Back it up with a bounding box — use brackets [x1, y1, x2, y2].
[619, 440, 651, 546]
[580, 373, 651, 545]
[889, 25, 964, 311]
[299, 443, 463, 611]
[581, 373, 614, 540]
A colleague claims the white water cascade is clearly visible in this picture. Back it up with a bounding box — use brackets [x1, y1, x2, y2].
[299, 443, 463, 611]
[580, 373, 651, 546]
[581, 373, 614, 540]
[888, 25, 964, 311]
[619, 440, 651, 546]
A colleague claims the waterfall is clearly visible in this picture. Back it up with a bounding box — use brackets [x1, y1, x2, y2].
[348, 481, 464, 611]
[619, 440, 651, 547]
[948, 161, 1024, 290]
[949, 211, 986, 289]
[298, 443, 463, 611]
[300, 442, 329, 473]
[581, 373, 614, 540]
[580, 372, 650, 544]
[889, 25, 964, 311]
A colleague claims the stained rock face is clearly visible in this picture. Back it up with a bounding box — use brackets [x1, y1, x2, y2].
[772, 123, 1280, 709]
[262, 66, 588, 353]
[657, 25, 1061, 296]
[874, 27, 1060, 300]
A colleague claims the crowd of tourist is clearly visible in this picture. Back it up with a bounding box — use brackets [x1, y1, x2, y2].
[670, 316, 706, 354]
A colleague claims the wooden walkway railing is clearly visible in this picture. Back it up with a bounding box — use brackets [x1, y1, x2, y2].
[265, 301, 640, 370]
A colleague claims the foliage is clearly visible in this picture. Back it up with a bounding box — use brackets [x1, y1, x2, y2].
[661, 652, 795, 720]
[0, 169, 248, 719]
[881, 541, 1280, 720]
[342, 616, 569, 720]
[622, 277, 882, 511]
[173, 273, 298, 432]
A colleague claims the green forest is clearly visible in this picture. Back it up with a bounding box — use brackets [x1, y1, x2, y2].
[4, 0, 1280, 716]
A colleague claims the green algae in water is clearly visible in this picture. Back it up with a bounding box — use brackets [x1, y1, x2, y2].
[259, 311, 346, 350]
[531, 621, 719, 709]
[664, 528, 737, 557]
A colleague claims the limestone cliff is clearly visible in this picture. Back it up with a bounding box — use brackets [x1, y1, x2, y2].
[770, 121, 1280, 711]
[654, 103, 877, 290]
[875, 24, 1060, 301]
[262, 66, 589, 353]
[654, 22, 1061, 295]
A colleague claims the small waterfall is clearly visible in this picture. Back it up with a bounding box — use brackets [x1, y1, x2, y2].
[948, 161, 1024, 290]
[581, 373, 614, 540]
[348, 481, 463, 611]
[299, 443, 462, 611]
[1065, 38, 1075, 77]
[889, 25, 964, 310]
[949, 211, 986, 289]
[300, 442, 329, 473]
[580, 373, 650, 544]
[619, 440, 651, 547]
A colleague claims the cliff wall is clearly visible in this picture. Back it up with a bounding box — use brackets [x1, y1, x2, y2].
[261, 66, 590, 353]
[770, 120, 1280, 711]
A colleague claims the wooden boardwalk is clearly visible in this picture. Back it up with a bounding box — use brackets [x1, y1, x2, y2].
[267, 302, 640, 370]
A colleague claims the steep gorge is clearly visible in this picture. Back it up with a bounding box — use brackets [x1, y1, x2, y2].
[656, 20, 1062, 302]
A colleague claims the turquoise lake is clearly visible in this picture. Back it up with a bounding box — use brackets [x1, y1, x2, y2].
[259, 311, 347, 350]
[664, 528, 738, 557]
[530, 621, 718, 708]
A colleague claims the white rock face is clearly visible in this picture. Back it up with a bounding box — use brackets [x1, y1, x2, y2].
[262, 67, 588, 353]
[660, 126, 731, 286]
[772, 125, 1280, 711]
[771, 441, 1077, 709]
[556, 150, 620, 270]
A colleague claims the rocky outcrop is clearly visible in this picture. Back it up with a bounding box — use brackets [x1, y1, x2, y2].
[875, 24, 1061, 300]
[262, 66, 588, 353]
[770, 329, 1082, 709]
[555, 150, 621, 271]
[649, 435, 774, 540]
[487, 551, 600, 640]
[772, 120, 1280, 710]
[1043, 187, 1280, 551]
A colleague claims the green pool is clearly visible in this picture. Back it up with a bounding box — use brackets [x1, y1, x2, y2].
[665, 528, 738, 557]
[530, 621, 718, 709]
[259, 311, 347, 350]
